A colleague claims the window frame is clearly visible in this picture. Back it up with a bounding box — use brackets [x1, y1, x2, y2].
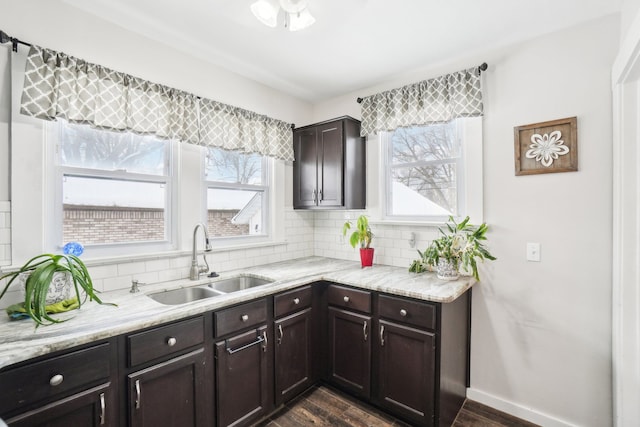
[47, 120, 178, 257]
[379, 117, 483, 224]
[202, 147, 272, 246]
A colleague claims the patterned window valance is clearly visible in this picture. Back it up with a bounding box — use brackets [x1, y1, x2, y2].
[19, 45, 294, 161]
[359, 67, 483, 136]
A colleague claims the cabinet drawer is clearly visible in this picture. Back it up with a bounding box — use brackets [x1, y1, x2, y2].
[0, 342, 111, 415]
[327, 284, 371, 314]
[378, 294, 436, 330]
[128, 317, 204, 367]
[274, 286, 312, 317]
[215, 299, 267, 337]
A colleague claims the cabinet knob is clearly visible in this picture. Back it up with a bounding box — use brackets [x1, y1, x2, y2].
[343, 296, 350, 303]
[293, 298, 300, 305]
[167, 337, 177, 347]
[241, 314, 249, 322]
[49, 374, 64, 387]
[400, 309, 407, 317]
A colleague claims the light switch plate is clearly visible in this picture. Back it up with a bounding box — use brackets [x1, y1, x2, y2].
[526, 242, 541, 262]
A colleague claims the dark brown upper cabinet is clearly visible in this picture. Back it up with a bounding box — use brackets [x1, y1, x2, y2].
[293, 116, 366, 210]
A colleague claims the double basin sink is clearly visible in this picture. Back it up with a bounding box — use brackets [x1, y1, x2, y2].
[147, 275, 273, 305]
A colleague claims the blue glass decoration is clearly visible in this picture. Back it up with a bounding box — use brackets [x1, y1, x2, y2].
[63, 242, 84, 257]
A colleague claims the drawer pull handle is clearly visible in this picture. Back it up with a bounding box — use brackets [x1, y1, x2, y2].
[226, 332, 265, 354]
[49, 374, 64, 387]
[363, 320, 368, 341]
[135, 379, 141, 409]
[277, 324, 284, 345]
[400, 309, 408, 317]
[343, 296, 350, 303]
[167, 337, 177, 347]
[99, 392, 106, 425]
[241, 314, 249, 322]
[293, 298, 300, 305]
[380, 325, 385, 346]
[262, 330, 268, 353]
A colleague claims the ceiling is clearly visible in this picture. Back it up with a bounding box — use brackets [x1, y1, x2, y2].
[63, 0, 621, 102]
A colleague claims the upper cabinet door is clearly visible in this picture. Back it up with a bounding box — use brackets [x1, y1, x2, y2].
[317, 121, 344, 208]
[292, 116, 365, 210]
[293, 128, 318, 208]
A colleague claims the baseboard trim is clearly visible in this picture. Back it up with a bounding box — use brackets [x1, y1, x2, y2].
[466, 388, 578, 427]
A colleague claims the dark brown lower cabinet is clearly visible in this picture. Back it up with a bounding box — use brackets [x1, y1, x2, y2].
[274, 308, 313, 405]
[376, 320, 436, 426]
[215, 325, 270, 427]
[327, 307, 371, 399]
[127, 349, 206, 427]
[5, 384, 115, 427]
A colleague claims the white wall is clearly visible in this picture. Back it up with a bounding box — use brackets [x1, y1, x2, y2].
[311, 15, 619, 427]
[620, 0, 640, 44]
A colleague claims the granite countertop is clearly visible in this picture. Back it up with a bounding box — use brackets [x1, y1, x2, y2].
[0, 256, 473, 369]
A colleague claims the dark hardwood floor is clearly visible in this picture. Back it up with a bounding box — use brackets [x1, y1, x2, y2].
[253, 385, 539, 427]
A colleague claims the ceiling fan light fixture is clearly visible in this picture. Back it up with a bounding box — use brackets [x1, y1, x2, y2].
[287, 8, 315, 32]
[251, 0, 315, 31]
[250, 0, 279, 28]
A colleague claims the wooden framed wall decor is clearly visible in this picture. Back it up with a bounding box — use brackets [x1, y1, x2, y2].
[514, 116, 578, 175]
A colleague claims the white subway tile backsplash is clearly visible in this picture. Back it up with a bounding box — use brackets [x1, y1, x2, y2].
[117, 261, 147, 276]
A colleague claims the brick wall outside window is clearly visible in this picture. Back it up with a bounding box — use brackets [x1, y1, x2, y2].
[63, 205, 248, 244]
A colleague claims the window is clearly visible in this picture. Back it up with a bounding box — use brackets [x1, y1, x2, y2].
[382, 117, 482, 222]
[53, 120, 174, 250]
[204, 148, 270, 240]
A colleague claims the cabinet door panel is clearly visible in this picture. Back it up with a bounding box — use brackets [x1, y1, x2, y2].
[128, 349, 205, 427]
[327, 308, 371, 398]
[378, 320, 435, 426]
[317, 122, 343, 207]
[293, 128, 318, 208]
[275, 308, 313, 405]
[215, 325, 269, 427]
[6, 384, 115, 427]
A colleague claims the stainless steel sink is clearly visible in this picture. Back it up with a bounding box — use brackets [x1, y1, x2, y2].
[147, 286, 224, 305]
[147, 275, 273, 305]
[206, 276, 273, 293]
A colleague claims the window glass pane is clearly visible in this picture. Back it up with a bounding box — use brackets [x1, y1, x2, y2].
[387, 121, 463, 218]
[59, 121, 168, 176]
[390, 164, 457, 216]
[207, 188, 263, 237]
[391, 122, 459, 164]
[205, 148, 263, 184]
[63, 175, 166, 244]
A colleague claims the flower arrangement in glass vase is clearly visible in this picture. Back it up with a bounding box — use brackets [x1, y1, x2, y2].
[409, 216, 496, 281]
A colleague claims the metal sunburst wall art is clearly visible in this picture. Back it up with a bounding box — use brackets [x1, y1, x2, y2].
[514, 117, 578, 175]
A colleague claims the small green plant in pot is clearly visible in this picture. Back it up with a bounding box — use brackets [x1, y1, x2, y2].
[0, 243, 114, 327]
[409, 216, 496, 281]
[342, 215, 374, 268]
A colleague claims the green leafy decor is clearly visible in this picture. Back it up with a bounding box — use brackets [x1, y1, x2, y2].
[342, 215, 373, 249]
[409, 216, 496, 281]
[0, 250, 114, 327]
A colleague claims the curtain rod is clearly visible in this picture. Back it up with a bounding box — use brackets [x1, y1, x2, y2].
[0, 30, 32, 52]
[356, 62, 488, 104]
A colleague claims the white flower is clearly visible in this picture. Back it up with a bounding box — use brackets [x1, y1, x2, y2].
[525, 130, 569, 167]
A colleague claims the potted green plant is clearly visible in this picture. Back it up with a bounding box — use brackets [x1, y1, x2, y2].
[0, 243, 113, 326]
[409, 216, 496, 281]
[342, 215, 374, 267]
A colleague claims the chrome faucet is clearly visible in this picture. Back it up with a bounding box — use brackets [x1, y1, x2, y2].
[190, 223, 213, 280]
